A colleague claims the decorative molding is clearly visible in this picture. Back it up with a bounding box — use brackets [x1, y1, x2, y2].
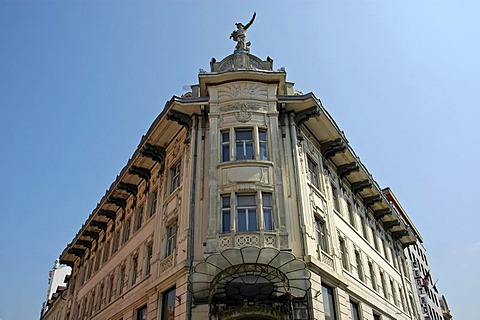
[383, 220, 400, 230]
[218, 83, 267, 100]
[141, 143, 166, 164]
[337, 162, 360, 180]
[363, 195, 383, 208]
[235, 103, 252, 122]
[321, 139, 346, 159]
[351, 180, 372, 195]
[218, 102, 267, 113]
[107, 196, 127, 210]
[82, 230, 100, 241]
[90, 220, 108, 232]
[118, 182, 138, 197]
[167, 110, 192, 144]
[373, 208, 392, 220]
[98, 209, 116, 221]
[294, 106, 321, 141]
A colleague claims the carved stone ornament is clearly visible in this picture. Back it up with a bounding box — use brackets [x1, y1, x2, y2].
[235, 103, 252, 122]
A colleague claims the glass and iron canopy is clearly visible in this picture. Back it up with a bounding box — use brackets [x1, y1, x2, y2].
[188, 247, 311, 305]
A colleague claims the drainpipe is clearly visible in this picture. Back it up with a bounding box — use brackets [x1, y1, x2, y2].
[287, 112, 312, 320]
[186, 114, 200, 320]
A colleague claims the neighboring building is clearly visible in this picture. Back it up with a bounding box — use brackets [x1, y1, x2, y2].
[384, 187, 451, 320]
[42, 21, 434, 320]
[40, 259, 72, 320]
[440, 295, 453, 320]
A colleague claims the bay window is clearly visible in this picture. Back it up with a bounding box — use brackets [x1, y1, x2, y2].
[220, 192, 274, 233]
[221, 127, 269, 162]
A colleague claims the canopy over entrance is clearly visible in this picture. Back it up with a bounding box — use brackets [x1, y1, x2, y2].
[188, 246, 311, 306]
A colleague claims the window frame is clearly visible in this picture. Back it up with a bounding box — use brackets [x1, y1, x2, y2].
[221, 127, 270, 162]
[136, 305, 147, 320]
[307, 156, 320, 189]
[350, 301, 361, 320]
[339, 237, 349, 271]
[135, 204, 144, 232]
[169, 161, 181, 194]
[149, 188, 158, 217]
[321, 283, 338, 320]
[161, 287, 176, 320]
[166, 221, 177, 257]
[315, 217, 329, 253]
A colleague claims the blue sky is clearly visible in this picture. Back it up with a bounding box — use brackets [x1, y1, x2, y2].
[0, 1, 478, 319]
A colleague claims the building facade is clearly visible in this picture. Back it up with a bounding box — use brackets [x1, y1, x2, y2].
[42, 24, 433, 320]
[383, 188, 452, 320]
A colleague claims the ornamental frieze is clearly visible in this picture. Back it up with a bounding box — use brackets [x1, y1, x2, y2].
[218, 82, 268, 100]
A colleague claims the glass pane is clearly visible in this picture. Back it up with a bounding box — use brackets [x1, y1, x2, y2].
[222, 196, 230, 207]
[262, 194, 272, 206]
[237, 209, 247, 232]
[235, 130, 253, 140]
[259, 129, 267, 141]
[264, 208, 273, 230]
[322, 284, 336, 320]
[162, 288, 176, 320]
[235, 143, 244, 160]
[222, 131, 229, 142]
[248, 209, 258, 230]
[245, 142, 254, 159]
[260, 142, 268, 160]
[350, 302, 360, 320]
[222, 211, 231, 232]
[237, 195, 255, 206]
[222, 144, 230, 162]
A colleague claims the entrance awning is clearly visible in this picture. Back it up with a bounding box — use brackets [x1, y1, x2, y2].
[188, 246, 311, 304]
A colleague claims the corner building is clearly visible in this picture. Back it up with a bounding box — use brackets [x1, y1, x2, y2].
[44, 39, 424, 320]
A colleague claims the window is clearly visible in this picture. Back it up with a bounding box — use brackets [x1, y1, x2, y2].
[347, 202, 356, 229]
[360, 216, 368, 240]
[380, 271, 388, 298]
[331, 184, 340, 211]
[149, 189, 158, 217]
[355, 251, 364, 281]
[222, 192, 274, 233]
[112, 230, 120, 253]
[123, 218, 131, 243]
[97, 283, 104, 311]
[321, 284, 337, 320]
[259, 129, 268, 160]
[339, 237, 349, 270]
[373, 313, 381, 320]
[391, 280, 398, 305]
[350, 301, 361, 320]
[166, 222, 177, 256]
[145, 243, 153, 275]
[237, 194, 258, 232]
[135, 205, 144, 231]
[221, 130, 230, 162]
[162, 287, 176, 320]
[221, 195, 231, 233]
[131, 255, 138, 286]
[103, 240, 110, 263]
[262, 193, 273, 230]
[235, 128, 254, 160]
[136, 305, 147, 320]
[107, 274, 114, 303]
[222, 128, 269, 161]
[94, 252, 101, 271]
[369, 262, 377, 291]
[118, 265, 125, 295]
[169, 161, 181, 194]
[315, 218, 328, 252]
[307, 157, 320, 189]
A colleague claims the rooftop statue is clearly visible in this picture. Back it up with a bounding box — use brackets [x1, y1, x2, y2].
[230, 12, 256, 52]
